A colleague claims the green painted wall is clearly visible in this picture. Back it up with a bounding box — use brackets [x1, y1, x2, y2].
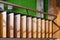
[5, 0, 37, 16]
[4, 0, 48, 18]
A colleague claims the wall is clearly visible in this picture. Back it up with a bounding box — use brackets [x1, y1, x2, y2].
[5, 0, 37, 16]
[4, 0, 48, 18]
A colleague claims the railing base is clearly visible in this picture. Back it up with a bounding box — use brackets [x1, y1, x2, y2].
[0, 38, 57, 40]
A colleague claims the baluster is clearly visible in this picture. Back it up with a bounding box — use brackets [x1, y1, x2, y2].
[45, 20, 49, 38]
[32, 17, 37, 38]
[37, 18, 41, 38]
[41, 19, 45, 38]
[2, 11, 7, 38]
[14, 13, 20, 38]
[7, 13, 14, 38]
[27, 16, 32, 38]
[21, 15, 26, 38]
[49, 21, 53, 38]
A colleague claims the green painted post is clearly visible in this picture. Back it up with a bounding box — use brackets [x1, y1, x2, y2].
[44, 0, 48, 19]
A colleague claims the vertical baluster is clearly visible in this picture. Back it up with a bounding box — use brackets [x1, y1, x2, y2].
[0, 11, 7, 38]
[27, 16, 32, 38]
[45, 20, 49, 38]
[32, 17, 37, 38]
[0, 3, 4, 38]
[14, 13, 20, 38]
[7, 13, 14, 38]
[37, 18, 41, 38]
[16, 14, 20, 38]
[41, 19, 45, 38]
[2, 11, 7, 38]
[21, 15, 26, 38]
[49, 21, 53, 38]
[7, 5, 13, 38]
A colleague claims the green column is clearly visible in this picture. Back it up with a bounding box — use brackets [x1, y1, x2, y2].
[44, 0, 48, 19]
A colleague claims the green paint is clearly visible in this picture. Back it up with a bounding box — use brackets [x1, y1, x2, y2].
[4, 0, 48, 18]
[44, 0, 48, 19]
[5, 0, 36, 16]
